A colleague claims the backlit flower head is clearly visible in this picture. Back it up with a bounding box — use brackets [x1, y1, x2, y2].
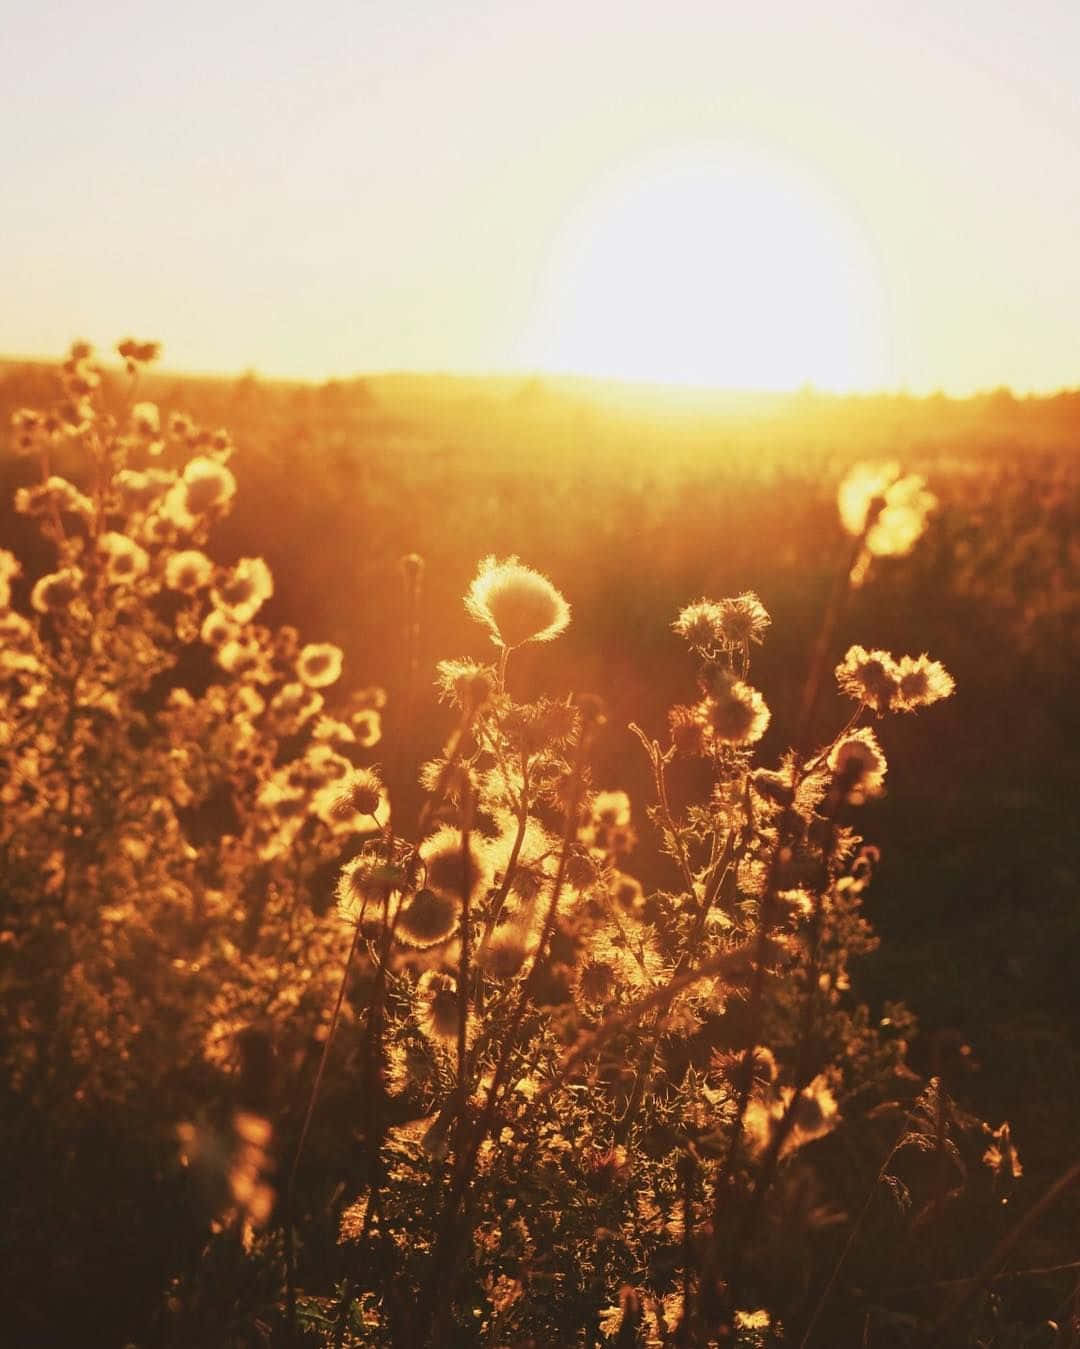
[398, 887, 460, 948]
[165, 549, 214, 594]
[828, 726, 887, 802]
[416, 970, 460, 1044]
[297, 642, 344, 689]
[326, 767, 384, 823]
[703, 673, 771, 745]
[894, 653, 955, 712]
[672, 599, 724, 652]
[420, 825, 491, 904]
[97, 533, 148, 587]
[464, 555, 570, 649]
[718, 591, 771, 647]
[213, 557, 274, 624]
[835, 645, 901, 714]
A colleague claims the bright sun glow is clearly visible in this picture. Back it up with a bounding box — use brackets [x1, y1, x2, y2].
[521, 146, 894, 392]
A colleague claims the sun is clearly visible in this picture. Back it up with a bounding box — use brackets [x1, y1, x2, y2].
[520, 145, 892, 392]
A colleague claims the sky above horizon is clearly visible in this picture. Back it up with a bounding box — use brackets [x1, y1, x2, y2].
[4, 1, 1079, 393]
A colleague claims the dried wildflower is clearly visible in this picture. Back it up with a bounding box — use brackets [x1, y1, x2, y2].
[398, 887, 460, 947]
[200, 609, 239, 648]
[327, 768, 384, 823]
[174, 456, 237, 523]
[835, 645, 901, 714]
[213, 557, 274, 624]
[416, 970, 460, 1043]
[478, 921, 530, 979]
[704, 673, 771, 745]
[828, 727, 887, 802]
[165, 549, 213, 593]
[296, 642, 344, 689]
[98, 532, 149, 585]
[672, 599, 725, 652]
[420, 825, 490, 903]
[435, 657, 496, 709]
[464, 555, 570, 649]
[351, 707, 382, 748]
[31, 567, 84, 614]
[718, 591, 771, 646]
[336, 856, 404, 921]
[894, 653, 955, 712]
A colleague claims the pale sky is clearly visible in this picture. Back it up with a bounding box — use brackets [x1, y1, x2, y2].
[4, 0, 1079, 392]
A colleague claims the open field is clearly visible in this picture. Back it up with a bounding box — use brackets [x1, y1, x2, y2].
[1, 355, 1077, 1346]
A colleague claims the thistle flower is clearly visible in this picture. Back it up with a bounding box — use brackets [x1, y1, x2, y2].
[894, 653, 955, 712]
[718, 591, 771, 646]
[398, 887, 460, 948]
[420, 825, 490, 904]
[416, 970, 460, 1044]
[296, 642, 344, 689]
[200, 609, 239, 648]
[163, 456, 237, 527]
[703, 673, 771, 745]
[213, 557, 274, 624]
[326, 767, 384, 822]
[828, 727, 887, 802]
[835, 645, 901, 714]
[165, 549, 214, 594]
[672, 599, 725, 652]
[98, 532, 150, 585]
[464, 555, 570, 649]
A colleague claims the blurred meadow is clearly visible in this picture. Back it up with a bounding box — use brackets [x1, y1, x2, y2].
[4, 1, 1080, 1345]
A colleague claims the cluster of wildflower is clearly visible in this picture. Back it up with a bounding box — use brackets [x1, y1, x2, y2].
[0, 342, 385, 1134]
[307, 523, 975, 1347]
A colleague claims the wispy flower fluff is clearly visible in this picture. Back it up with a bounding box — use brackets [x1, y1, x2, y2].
[894, 653, 955, 712]
[672, 600, 725, 652]
[464, 555, 570, 649]
[420, 825, 491, 904]
[718, 591, 771, 646]
[98, 532, 150, 585]
[703, 673, 771, 745]
[296, 642, 344, 689]
[827, 727, 887, 802]
[165, 549, 214, 594]
[213, 557, 274, 624]
[835, 645, 901, 714]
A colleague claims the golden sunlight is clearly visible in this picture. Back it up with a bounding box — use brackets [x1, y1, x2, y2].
[523, 145, 893, 391]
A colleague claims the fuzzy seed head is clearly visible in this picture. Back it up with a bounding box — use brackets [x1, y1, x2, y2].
[464, 555, 570, 649]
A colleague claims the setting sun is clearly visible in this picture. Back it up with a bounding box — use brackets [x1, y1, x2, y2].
[522, 145, 891, 390]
